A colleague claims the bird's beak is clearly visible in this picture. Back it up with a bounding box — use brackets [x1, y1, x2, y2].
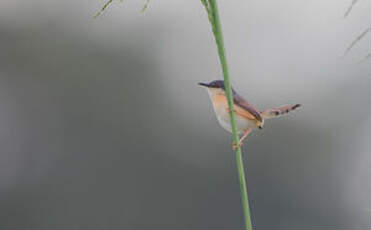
[198, 82, 209, 87]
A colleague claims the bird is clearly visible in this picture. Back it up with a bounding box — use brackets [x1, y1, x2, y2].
[199, 80, 301, 149]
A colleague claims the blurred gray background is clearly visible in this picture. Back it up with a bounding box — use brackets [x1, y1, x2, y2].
[0, 0, 371, 229]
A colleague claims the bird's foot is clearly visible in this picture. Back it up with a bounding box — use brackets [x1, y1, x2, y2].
[232, 142, 242, 151]
[227, 108, 236, 114]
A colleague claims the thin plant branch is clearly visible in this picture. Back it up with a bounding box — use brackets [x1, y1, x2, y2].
[344, 0, 359, 18]
[344, 27, 371, 56]
[94, 0, 115, 18]
[95, 0, 148, 17]
[201, 1, 253, 230]
[141, 0, 150, 12]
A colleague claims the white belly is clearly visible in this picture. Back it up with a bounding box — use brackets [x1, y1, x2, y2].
[214, 106, 257, 134]
[206, 88, 259, 134]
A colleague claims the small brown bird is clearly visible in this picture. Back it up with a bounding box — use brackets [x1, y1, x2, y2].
[199, 80, 301, 149]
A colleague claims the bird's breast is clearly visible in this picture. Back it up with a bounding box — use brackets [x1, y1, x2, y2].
[210, 94, 258, 133]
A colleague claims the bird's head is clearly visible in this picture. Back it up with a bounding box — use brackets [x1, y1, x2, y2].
[199, 80, 226, 97]
[198, 80, 225, 89]
[199, 80, 237, 97]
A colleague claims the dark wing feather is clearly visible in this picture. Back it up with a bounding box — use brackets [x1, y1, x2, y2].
[233, 93, 262, 122]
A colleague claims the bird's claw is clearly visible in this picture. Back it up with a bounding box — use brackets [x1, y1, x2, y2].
[227, 108, 236, 114]
[232, 142, 242, 151]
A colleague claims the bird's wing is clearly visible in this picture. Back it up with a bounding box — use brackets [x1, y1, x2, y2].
[260, 104, 301, 119]
[233, 94, 262, 122]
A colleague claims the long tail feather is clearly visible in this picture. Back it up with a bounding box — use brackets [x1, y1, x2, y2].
[261, 104, 301, 119]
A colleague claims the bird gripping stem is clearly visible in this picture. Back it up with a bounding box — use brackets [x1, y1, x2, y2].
[201, 1, 254, 230]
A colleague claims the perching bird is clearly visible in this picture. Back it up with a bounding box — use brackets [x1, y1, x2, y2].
[199, 80, 301, 149]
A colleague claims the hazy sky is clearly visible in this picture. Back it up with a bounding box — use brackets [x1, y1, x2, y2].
[0, 1, 370, 230]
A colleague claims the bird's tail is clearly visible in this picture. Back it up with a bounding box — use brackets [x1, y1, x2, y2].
[260, 104, 301, 119]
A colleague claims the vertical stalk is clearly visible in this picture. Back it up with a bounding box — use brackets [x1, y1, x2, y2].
[203, 1, 253, 230]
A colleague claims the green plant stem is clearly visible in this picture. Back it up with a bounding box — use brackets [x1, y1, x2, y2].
[206, 1, 253, 230]
[94, 0, 114, 18]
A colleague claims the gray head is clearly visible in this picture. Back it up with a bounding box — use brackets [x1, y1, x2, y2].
[198, 80, 237, 95]
[198, 80, 225, 89]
